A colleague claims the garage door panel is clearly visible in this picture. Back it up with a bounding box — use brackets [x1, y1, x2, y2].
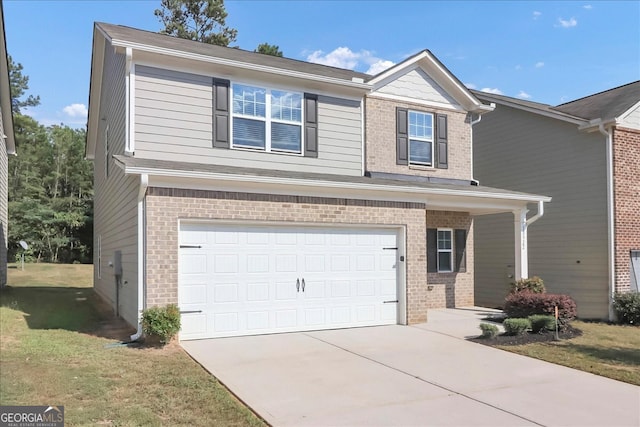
[179, 224, 400, 339]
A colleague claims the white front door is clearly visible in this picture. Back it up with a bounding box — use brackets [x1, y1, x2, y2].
[178, 223, 400, 340]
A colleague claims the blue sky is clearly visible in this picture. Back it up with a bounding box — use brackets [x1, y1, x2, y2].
[4, 0, 639, 128]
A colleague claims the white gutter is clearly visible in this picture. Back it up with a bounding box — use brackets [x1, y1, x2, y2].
[124, 47, 134, 155]
[514, 200, 546, 279]
[130, 173, 149, 341]
[360, 97, 366, 176]
[597, 123, 616, 321]
[121, 165, 551, 203]
[109, 38, 372, 91]
[526, 200, 545, 227]
[469, 107, 493, 184]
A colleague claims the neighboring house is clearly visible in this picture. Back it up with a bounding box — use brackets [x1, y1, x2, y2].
[86, 22, 549, 340]
[473, 82, 640, 320]
[0, 2, 15, 287]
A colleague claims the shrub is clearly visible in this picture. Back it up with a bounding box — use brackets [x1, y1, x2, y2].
[528, 314, 556, 333]
[503, 318, 531, 335]
[613, 292, 640, 325]
[141, 304, 181, 345]
[510, 276, 546, 294]
[478, 323, 499, 338]
[504, 292, 577, 328]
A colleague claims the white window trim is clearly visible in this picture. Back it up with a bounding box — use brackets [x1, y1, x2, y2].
[437, 228, 453, 273]
[230, 82, 305, 155]
[409, 110, 434, 167]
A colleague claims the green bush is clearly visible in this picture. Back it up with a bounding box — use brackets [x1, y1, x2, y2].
[503, 318, 531, 335]
[613, 292, 640, 325]
[478, 323, 499, 339]
[510, 276, 546, 294]
[141, 304, 181, 344]
[528, 314, 556, 333]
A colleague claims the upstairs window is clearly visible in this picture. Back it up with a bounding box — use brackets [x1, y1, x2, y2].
[408, 111, 434, 166]
[231, 84, 303, 154]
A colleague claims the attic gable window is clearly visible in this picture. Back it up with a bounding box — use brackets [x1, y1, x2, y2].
[231, 83, 303, 154]
[408, 111, 433, 166]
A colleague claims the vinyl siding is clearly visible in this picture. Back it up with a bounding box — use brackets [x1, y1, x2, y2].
[620, 104, 640, 130]
[474, 104, 609, 319]
[93, 42, 139, 327]
[0, 110, 6, 286]
[134, 65, 362, 176]
[376, 68, 458, 107]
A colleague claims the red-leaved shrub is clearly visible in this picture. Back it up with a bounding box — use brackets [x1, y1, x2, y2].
[504, 292, 577, 327]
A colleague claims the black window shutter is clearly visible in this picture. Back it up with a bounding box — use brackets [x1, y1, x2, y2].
[304, 93, 318, 158]
[455, 229, 467, 273]
[436, 114, 448, 169]
[427, 228, 437, 273]
[213, 78, 230, 148]
[396, 108, 408, 165]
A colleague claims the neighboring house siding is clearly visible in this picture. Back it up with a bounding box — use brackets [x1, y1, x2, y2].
[474, 104, 609, 319]
[93, 43, 139, 327]
[612, 127, 640, 293]
[365, 96, 472, 180]
[426, 211, 474, 308]
[145, 188, 430, 324]
[0, 111, 6, 286]
[134, 65, 362, 176]
[376, 68, 458, 106]
[620, 104, 640, 130]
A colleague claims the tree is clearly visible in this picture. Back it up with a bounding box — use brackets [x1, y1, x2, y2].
[155, 0, 237, 46]
[8, 55, 40, 114]
[255, 43, 283, 57]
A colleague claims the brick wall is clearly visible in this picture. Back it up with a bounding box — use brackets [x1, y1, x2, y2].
[426, 211, 474, 308]
[365, 96, 472, 180]
[613, 127, 640, 292]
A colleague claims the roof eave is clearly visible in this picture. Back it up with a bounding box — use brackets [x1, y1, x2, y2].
[0, 2, 15, 155]
[476, 92, 588, 125]
[85, 24, 107, 160]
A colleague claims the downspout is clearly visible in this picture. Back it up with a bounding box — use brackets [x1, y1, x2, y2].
[469, 105, 493, 184]
[130, 173, 149, 341]
[597, 123, 616, 321]
[514, 200, 545, 280]
[361, 96, 366, 176]
[124, 47, 134, 156]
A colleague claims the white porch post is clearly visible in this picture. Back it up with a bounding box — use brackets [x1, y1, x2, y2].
[514, 208, 529, 280]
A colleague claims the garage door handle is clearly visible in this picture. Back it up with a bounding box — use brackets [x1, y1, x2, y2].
[296, 278, 300, 292]
[180, 310, 203, 314]
[301, 278, 306, 292]
[383, 300, 398, 304]
[180, 245, 202, 249]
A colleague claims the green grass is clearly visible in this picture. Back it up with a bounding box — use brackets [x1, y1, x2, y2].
[0, 263, 265, 427]
[498, 320, 640, 385]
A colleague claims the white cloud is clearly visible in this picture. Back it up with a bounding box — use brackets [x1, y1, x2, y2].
[533, 11, 542, 19]
[518, 91, 532, 99]
[306, 47, 394, 75]
[583, 4, 592, 10]
[535, 61, 545, 68]
[556, 17, 577, 28]
[480, 87, 503, 95]
[515, 64, 522, 70]
[62, 103, 88, 119]
[366, 59, 395, 75]
[465, 83, 477, 90]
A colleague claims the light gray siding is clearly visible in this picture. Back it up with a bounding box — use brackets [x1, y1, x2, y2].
[620, 104, 640, 130]
[474, 104, 609, 319]
[93, 42, 139, 327]
[376, 68, 458, 106]
[0, 109, 6, 286]
[134, 66, 362, 176]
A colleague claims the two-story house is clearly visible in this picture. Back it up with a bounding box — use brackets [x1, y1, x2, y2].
[0, 2, 15, 287]
[473, 82, 640, 320]
[86, 23, 549, 341]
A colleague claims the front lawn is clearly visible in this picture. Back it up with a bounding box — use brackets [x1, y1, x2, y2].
[496, 320, 640, 386]
[0, 263, 265, 427]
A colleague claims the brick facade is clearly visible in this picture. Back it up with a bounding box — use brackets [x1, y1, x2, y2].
[145, 188, 475, 324]
[365, 96, 473, 180]
[612, 127, 640, 292]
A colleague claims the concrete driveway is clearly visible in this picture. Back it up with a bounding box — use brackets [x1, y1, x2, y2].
[182, 309, 640, 426]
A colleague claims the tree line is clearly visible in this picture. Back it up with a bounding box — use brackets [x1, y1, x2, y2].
[7, 0, 280, 264]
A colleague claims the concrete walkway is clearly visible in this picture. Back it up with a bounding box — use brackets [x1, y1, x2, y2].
[182, 309, 640, 427]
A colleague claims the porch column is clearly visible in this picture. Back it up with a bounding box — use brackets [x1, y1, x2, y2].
[513, 208, 528, 279]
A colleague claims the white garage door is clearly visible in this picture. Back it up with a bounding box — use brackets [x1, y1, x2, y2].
[178, 223, 400, 340]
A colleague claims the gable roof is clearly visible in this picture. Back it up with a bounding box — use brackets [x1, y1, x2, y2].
[369, 50, 493, 114]
[95, 22, 371, 84]
[553, 80, 640, 122]
[0, 1, 15, 154]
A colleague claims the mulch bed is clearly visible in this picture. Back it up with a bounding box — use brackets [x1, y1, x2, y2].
[470, 325, 583, 346]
